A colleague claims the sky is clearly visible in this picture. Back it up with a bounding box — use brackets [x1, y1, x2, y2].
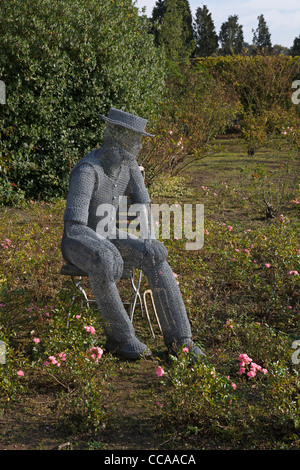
[134, 0, 299, 48]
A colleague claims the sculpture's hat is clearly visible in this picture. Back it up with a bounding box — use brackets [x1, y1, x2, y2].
[99, 108, 154, 137]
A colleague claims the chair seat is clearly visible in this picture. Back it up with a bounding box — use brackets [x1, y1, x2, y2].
[60, 262, 132, 279]
[60, 263, 88, 277]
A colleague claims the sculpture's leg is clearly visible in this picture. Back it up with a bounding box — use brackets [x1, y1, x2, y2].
[143, 258, 192, 346]
[114, 237, 205, 356]
[61, 232, 150, 359]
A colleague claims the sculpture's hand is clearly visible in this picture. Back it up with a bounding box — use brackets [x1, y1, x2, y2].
[103, 239, 124, 279]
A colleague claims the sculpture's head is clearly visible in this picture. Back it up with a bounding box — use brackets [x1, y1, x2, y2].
[99, 108, 154, 156]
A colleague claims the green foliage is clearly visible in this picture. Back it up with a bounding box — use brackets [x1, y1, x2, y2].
[194, 5, 219, 58]
[0, 332, 28, 400]
[151, 0, 166, 22]
[156, 319, 299, 438]
[157, 343, 299, 439]
[150, 0, 166, 46]
[219, 15, 244, 55]
[195, 55, 300, 154]
[196, 55, 300, 115]
[159, 350, 237, 430]
[139, 63, 241, 180]
[240, 112, 268, 156]
[0, 0, 166, 202]
[37, 310, 114, 432]
[252, 14, 272, 53]
[290, 36, 300, 56]
[200, 219, 299, 329]
[149, 175, 192, 199]
[151, 0, 195, 61]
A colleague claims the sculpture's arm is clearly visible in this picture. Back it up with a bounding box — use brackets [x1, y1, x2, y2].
[63, 163, 99, 238]
[63, 163, 123, 275]
[127, 162, 156, 240]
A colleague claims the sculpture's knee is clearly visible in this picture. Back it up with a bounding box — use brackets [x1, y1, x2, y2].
[89, 247, 124, 282]
[143, 239, 168, 269]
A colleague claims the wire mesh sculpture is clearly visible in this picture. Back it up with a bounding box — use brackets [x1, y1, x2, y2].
[61, 108, 205, 359]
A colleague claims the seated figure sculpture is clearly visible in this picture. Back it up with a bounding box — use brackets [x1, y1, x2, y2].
[61, 108, 205, 359]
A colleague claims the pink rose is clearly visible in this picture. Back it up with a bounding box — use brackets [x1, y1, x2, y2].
[247, 370, 256, 379]
[156, 366, 165, 377]
[239, 353, 252, 364]
[84, 325, 96, 334]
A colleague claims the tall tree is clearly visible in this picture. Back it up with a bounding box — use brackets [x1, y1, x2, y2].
[290, 35, 300, 56]
[150, 0, 166, 45]
[252, 14, 272, 52]
[152, 0, 166, 22]
[152, 0, 195, 61]
[219, 15, 244, 55]
[194, 5, 218, 57]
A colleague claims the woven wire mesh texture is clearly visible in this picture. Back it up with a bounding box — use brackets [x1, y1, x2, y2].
[61, 111, 197, 358]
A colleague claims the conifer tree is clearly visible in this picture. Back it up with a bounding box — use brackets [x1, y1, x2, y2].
[151, 0, 166, 45]
[151, 0, 195, 61]
[252, 14, 272, 53]
[152, 0, 166, 22]
[219, 15, 244, 55]
[194, 5, 218, 57]
[290, 35, 300, 56]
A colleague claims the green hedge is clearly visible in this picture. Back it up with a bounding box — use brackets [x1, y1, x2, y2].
[0, 0, 166, 203]
[195, 55, 300, 115]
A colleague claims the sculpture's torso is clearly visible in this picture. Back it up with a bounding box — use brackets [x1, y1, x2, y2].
[63, 146, 150, 234]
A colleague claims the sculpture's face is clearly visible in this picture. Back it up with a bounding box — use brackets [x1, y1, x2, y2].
[103, 124, 142, 156]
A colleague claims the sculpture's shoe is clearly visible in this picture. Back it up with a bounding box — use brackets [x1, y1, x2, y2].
[105, 337, 151, 360]
[189, 344, 206, 358]
[168, 338, 206, 359]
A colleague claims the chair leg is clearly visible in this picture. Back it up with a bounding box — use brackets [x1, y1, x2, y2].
[67, 276, 91, 327]
[129, 269, 143, 323]
[65, 271, 148, 332]
[143, 289, 162, 338]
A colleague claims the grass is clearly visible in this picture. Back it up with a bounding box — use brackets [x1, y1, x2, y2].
[0, 135, 299, 450]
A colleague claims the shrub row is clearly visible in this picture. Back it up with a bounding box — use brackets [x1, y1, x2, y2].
[0, 0, 165, 203]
